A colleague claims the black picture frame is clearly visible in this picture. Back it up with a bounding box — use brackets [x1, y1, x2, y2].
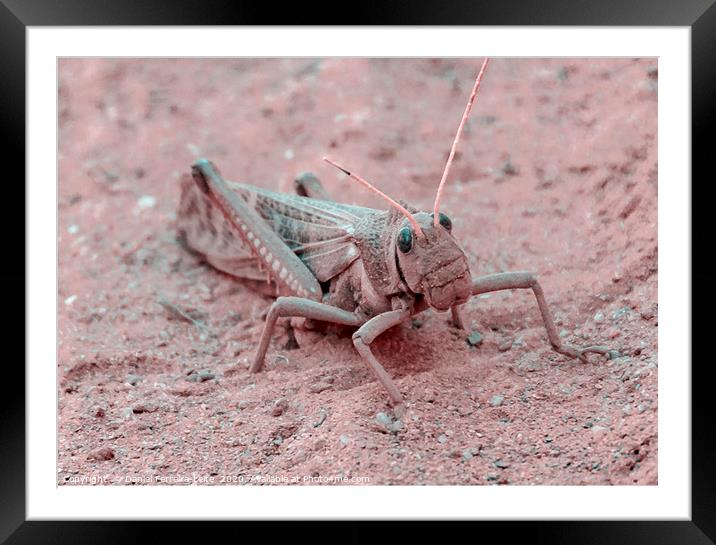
[4, 0, 713, 542]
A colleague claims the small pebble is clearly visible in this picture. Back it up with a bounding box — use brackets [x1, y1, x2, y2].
[132, 403, 157, 414]
[186, 369, 215, 382]
[438, 434, 448, 444]
[137, 195, 156, 209]
[593, 311, 605, 323]
[87, 447, 114, 462]
[64, 295, 77, 306]
[467, 331, 483, 347]
[67, 224, 79, 234]
[498, 338, 513, 352]
[309, 381, 332, 394]
[494, 459, 510, 469]
[611, 307, 631, 321]
[558, 384, 573, 396]
[518, 354, 542, 372]
[622, 403, 633, 415]
[339, 435, 350, 446]
[376, 412, 393, 427]
[126, 373, 142, 386]
[271, 398, 289, 417]
[490, 395, 504, 407]
[375, 412, 403, 432]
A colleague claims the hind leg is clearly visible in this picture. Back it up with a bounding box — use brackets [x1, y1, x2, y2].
[294, 172, 333, 201]
[251, 297, 363, 373]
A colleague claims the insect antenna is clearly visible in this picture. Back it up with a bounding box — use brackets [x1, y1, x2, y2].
[323, 157, 424, 238]
[433, 58, 491, 226]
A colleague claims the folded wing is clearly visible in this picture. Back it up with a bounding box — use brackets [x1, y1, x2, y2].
[177, 176, 372, 286]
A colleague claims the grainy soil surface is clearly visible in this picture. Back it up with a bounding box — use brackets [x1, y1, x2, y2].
[58, 58, 657, 486]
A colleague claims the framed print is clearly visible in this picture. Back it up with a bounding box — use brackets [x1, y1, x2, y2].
[5, 0, 714, 542]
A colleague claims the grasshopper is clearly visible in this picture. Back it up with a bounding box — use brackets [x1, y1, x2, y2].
[177, 59, 612, 411]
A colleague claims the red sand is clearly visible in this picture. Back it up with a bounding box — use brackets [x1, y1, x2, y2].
[58, 58, 657, 485]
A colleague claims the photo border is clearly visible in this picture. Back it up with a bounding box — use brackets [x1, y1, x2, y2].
[5, 0, 714, 542]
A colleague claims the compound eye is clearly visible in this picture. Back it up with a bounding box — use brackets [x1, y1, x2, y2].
[438, 212, 452, 231]
[397, 227, 413, 253]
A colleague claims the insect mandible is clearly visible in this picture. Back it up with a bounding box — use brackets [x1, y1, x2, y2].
[177, 58, 613, 412]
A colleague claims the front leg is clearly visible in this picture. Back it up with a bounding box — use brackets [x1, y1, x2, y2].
[352, 309, 411, 408]
[251, 297, 363, 373]
[470, 271, 612, 362]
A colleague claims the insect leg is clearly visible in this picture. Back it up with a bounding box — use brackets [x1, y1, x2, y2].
[293, 172, 333, 201]
[352, 309, 411, 407]
[470, 271, 612, 362]
[251, 297, 363, 373]
[451, 305, 466, 329]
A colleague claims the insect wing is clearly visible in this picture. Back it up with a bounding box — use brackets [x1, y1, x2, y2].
[178, 174, 266, 281]
[234, 182, 370, 282]
[178, 174, 371, 286]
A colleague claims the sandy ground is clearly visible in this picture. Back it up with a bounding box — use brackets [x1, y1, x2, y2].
[58, 58, 657, 486]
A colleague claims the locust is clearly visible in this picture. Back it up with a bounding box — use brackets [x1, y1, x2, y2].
[177, 59, 612, 411]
